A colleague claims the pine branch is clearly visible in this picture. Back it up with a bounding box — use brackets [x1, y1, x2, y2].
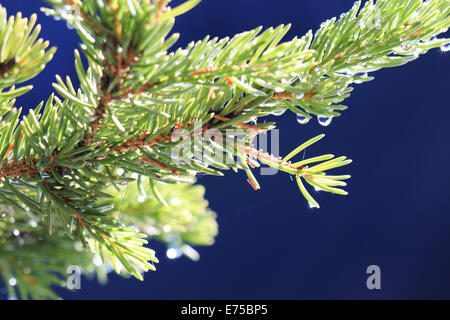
[0, 0, 448, 298]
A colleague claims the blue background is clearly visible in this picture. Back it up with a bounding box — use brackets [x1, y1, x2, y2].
[1, 0, 449, 299]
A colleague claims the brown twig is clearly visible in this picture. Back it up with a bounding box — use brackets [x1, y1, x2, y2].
[271, 91, 293, 100]
[83, 98, 108, 146]
[272, 89, 316, 101]
[112, 80, 162, 100]
[139, 157, 179, 176]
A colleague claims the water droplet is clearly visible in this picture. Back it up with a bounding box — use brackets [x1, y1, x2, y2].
[353, 71, 368, 84]
[74, 242, 83, 252]
[401, 41, 413, 50]
[13, 229, 20, 237]
[274, 87, 284, 93]
[295, 93, 305, 100]
[8, 278, 16, 286]
[441, 43, 450, 52]
[317, 115, 333, 127]
[308, 203, 318, 209]
[93, 255, 103, 266]
[166, 247, 182, 259]
[296, 114, 310, 125]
